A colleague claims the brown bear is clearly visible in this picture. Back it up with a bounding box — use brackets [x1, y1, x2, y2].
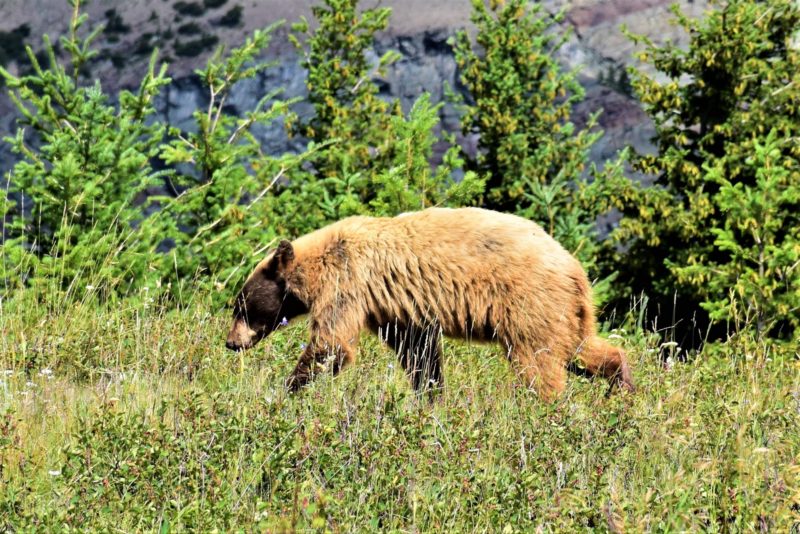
[225, 207, 634, 400]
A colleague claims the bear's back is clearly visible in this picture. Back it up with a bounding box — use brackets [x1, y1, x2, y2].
[327, 207, 583, 289]
[390, 207, 574, 268]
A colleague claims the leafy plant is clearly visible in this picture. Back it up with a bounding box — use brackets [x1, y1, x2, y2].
[160, 24, 310, 302]
[0, 1, 170, 295]
[368, 94, 484, 216]
[286, 0, 401, 186]
[616, 0, 800, 342]
[453, 0, 632, 301]
[453, 0, 601, 213]
[674, 130, 800, 339]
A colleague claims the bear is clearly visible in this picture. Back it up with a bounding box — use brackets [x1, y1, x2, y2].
[225, 207, 634, 400]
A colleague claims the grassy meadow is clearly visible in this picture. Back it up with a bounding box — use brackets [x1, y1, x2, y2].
[1, 288, 799, 531]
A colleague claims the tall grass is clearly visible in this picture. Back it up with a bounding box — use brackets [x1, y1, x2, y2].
[1, 282, 798, 531]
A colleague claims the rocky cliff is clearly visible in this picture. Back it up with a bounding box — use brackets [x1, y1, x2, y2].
[0, 0, 712, 174]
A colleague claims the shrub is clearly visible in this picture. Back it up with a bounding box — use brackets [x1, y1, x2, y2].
[279, 0, 484, 235]
[368, 94, 483, 216]
[160, 24, 307, 302]
[615, 0, 800, 342]
[453, 0, 632, 300]
[453, 0, 600, 213]
[286, 0, 401, 184]
[0, 7, 170, 296]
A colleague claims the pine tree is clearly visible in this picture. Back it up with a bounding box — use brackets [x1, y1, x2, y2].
[0, 1, 170, 294]
[453, 0, 630, 293]
[160, 24, 312, 301]
[286, 0, 401, 186]
[617, 0, 800, 342]
[453, 0, 602, 213]
[279, 0, 483, 230]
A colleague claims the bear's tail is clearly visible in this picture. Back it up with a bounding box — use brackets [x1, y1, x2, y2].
[576, 336, 635, 392]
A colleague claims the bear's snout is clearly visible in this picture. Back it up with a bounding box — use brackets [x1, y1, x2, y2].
[226, 319, 258, 351]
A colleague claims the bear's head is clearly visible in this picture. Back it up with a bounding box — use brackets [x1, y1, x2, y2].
[225, 240, 308, 351]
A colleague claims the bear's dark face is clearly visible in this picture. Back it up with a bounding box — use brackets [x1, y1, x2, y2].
[225, 241, 307, 351]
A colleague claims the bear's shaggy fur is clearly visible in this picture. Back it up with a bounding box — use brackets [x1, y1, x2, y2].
[226, 207, 634, 400]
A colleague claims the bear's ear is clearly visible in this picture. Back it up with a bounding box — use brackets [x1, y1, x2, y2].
[265, 239, 294, 277]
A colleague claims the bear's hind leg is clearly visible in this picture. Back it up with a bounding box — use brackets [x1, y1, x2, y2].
[508, 347, 567, 402]
[380, 322, 444, 394]
[575, 336, 635, 392]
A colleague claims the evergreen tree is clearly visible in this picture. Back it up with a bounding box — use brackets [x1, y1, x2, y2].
[0, 1, 170, 294]
[160, 24, 316, 302]
[617, 0, 800, 342]
[453, 0, 602, 213]
[286, 0, 401, 186]
[453, 0, 630, 292]
[279, 0, 483, 231]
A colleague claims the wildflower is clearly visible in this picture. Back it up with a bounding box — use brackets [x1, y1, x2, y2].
[85, 285, 95, 291]
[39, 368, 53, 378]
[388, 363, 394, 370]
[300, 343, 307, 350]
[48, 470, 61, 477]
[279, 317, 289, 327]
[3, 370, 12, 377]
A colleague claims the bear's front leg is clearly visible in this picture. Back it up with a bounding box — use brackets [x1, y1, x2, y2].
[285, 338, 356, 392]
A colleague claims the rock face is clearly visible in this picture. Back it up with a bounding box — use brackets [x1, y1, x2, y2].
[0, 0, 711, 176]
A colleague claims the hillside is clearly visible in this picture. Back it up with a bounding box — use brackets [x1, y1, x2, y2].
[0, 0, 711, 170]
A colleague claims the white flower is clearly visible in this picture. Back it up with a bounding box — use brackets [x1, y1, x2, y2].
[3, 370, 12, 377]
[48, 470, 61, 477]
[39, 368, 53, 377]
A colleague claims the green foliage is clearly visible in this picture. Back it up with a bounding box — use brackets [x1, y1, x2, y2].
[453, 0, 600, 212]
[286, 0, 401, 183]
[452, 0, 632, 296]
[58, 392, 250, 528]
[160, 24, 307, 301]
[368, 94, 483, 216]
[0, 4, 170, 295]
[617, 0, 800, 340]
[280, 0, 482, 235]
[675, 130, 800, 338]
[1, 292, 798, 530]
